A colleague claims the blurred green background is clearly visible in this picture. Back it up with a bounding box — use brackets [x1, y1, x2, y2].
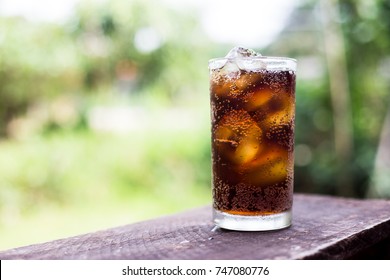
[0, 0, 389, 250]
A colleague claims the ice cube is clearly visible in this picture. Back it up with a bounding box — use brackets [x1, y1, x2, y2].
[244, 87, 274, 111]
[234, 137, 261, 165]
[210, 47, 265, 72]
[234, 71, 263, 93]
[214, 110, 263, 165]
[209, 58, 228, 70]
[263, 95, 295, 127]
[225, 46, 261, 59]
[220, 61, 240, 79]
[242, 146, 290, 186]
[237, 58, 267, 71]
[226, 47, 265, 71]
[211, 67, 266, 99]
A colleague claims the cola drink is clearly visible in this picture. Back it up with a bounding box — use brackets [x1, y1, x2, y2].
[209, 47, 297, 231]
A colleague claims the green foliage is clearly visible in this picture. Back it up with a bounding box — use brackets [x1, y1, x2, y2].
[0, 128, 211, 214]
[336, 0, 390, 195]
[68, 0, 211, 101]
[0, 18, 82, 135]
[0, 0, 212, 137]
[294, 78, 338, 194]
[0, 0, 214, 248]
[267, 0, 390, 196]
[0, 128, 211, 249]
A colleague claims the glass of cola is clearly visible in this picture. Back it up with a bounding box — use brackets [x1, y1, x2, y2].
[209, 47, 297, 231]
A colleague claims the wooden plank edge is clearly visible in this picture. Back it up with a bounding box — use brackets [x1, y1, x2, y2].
[299, 218, 390, 259]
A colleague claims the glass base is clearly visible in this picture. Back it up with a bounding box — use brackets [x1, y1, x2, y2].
[213, 209, 292, 231]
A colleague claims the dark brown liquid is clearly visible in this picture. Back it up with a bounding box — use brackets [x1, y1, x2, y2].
[210, 69, 295, 215]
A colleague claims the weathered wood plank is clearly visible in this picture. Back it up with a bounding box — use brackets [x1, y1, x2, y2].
[0, 194, 389, 259]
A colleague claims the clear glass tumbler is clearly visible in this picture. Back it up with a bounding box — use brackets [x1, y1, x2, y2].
[209, 47, 297, 231]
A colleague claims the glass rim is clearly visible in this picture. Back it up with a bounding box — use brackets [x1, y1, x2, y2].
[208, 56, 297, 64]
[208, 56, 297, 71]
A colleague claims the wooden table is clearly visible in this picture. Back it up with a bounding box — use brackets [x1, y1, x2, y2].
[0, 194, 389, 259]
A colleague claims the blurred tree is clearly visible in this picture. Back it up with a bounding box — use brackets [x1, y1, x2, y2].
[268, 0, 390, 197]
[68, 0, 212, 104]
[0, 18, 82, 136]
[369, 105, 390, 197]
[0, 0, 214, 138]
[321, 0, 354, 196]
[0, 0, 215, 221]
[338, 0, 390, 197]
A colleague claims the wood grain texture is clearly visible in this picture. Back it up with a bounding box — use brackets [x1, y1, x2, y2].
[1, 194, 390, 260]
